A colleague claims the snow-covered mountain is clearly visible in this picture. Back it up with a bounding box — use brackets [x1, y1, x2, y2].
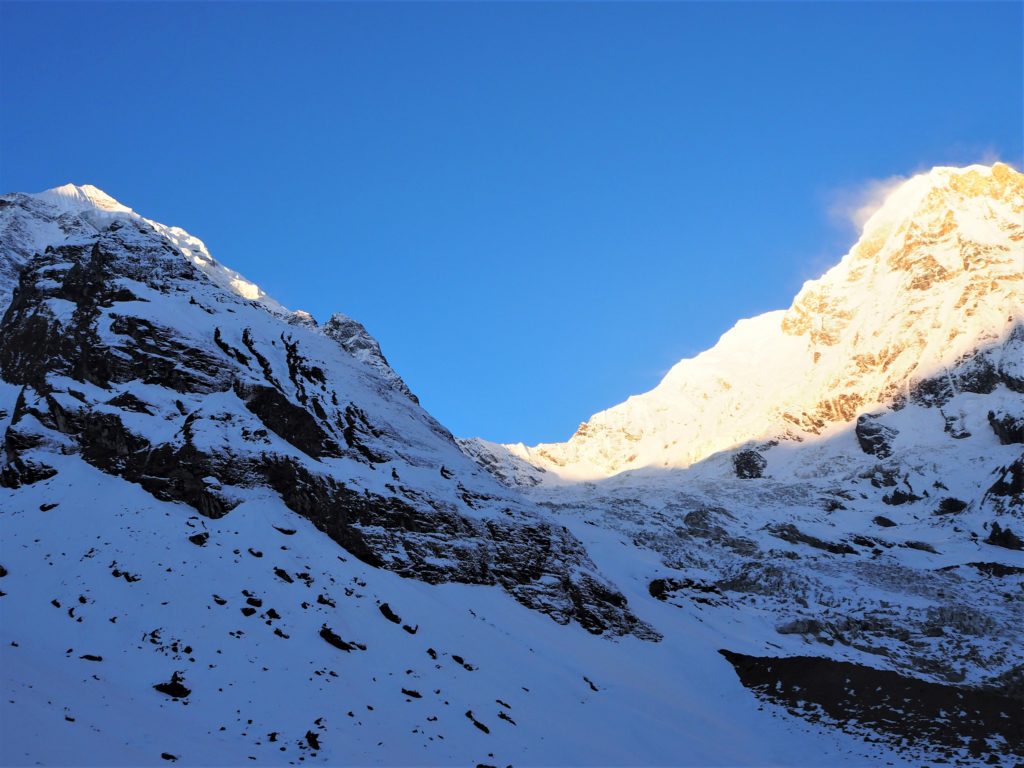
[461, 163, 1024, 762]
[2, 170, 1022, 766]
[492, 163, 1022, 479]
[0, 184, 284, 314]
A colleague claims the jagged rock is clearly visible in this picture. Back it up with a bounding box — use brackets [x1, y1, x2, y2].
[153, 672, 190, 698]
[935, 497, 967, 515]
[967, 561, 1024, 577]
[322, 313, 418, 403]
[456, 437, 547, 488]
[855, 414, 898, 458]
[989, 409, 1024, 445]
[648, 577, 725, 606]
[0, 208, 650, 640]
[863, 465, 899, 488]
[732, 450, 767, 479]
[985, 522, 1024, 551]
[985, 456, 1024, 501]
[882, 489, 922, 506]
[319, 625, 362, 652]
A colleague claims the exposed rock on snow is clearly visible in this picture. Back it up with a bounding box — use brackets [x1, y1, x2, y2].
[0, 186, 649, 640]
[854, 413, 898, 458]
[731, 449, 767, 479]
[323, 313, 419, 403]
[2, 166, 1023, 767]
[458, 163, 1024, 763]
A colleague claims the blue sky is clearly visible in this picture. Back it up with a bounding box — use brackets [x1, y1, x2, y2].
[1, 2, 1021, 444]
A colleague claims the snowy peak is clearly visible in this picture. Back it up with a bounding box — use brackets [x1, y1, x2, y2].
[2, 183, 415, 404]
[498, 163, 1024, 480]
[323, 313, 420, 403]
[0, 182, 650, 639]
[31, 183, 134, 215]
[782, 162, 1021, 347]
[0, 182, 286, 314]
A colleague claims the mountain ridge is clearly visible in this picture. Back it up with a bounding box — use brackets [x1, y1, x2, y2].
[1, 166, 1022, 766]
[489, 162, 1023, 480]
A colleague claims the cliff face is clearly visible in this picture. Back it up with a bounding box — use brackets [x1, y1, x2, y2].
[0, 186, 650, 639]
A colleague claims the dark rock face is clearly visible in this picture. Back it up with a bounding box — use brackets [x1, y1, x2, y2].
[935, 497, 968, 515]
[153, 672, 191, 699]
[989, 409, 1024, 444]
[233, 381, 342, 459]
[732, 449, 767, 479]
[0, 216, 653, 639]
[648, 577, 726, 607]
[882, 488, 922, 506]
[984, 455, 1024, 510]
[909, 325, 1024, 408]
[767, 523, 856, 555]
[720, 650, 1023, 762]
[322, 313, 418, 403]
[855, 414, 897, 458]
[985, 522, 1024, 551]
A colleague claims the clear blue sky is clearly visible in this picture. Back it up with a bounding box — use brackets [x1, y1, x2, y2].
[1, 2, 1021, 444]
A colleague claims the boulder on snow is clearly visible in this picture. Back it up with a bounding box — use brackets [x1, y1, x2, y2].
[935, 497, 968, 515]
[988, 410, 1024, 445]
[732, 450, 767, 479]
[985, 522, 1024, 551]
[855, 414, 898, 459]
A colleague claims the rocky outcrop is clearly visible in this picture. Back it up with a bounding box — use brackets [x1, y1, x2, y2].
[855, 414, 897, 458]
[989, 409, 1024, 445]
[0, 205, 652, 640]
[985, 522, 1024, 551]
[720, 650, 1023, 762]
[323, 313, 418, 403]
[983, 455, 1024, 513]
[732, 449, 766, 479]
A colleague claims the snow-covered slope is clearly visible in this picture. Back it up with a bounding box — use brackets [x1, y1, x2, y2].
[0, 184, 654, 638]
[0, 184, 284, 314]
[4, 450, 930, 767]
[457, 163, 1024, 763]
[500, 163, 1023, 480]
[2, 176, 1021, 766]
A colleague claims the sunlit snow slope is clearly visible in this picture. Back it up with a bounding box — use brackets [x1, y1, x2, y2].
[500, 163, 1023, 480]
[2, 173, 1021, 767]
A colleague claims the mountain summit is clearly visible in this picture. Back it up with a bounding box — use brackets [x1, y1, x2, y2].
[460, 163, 1024, 763]
[33, 183, 134, 215]
[496, 163, 1023, 479]
[0, 183, 284, 312]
